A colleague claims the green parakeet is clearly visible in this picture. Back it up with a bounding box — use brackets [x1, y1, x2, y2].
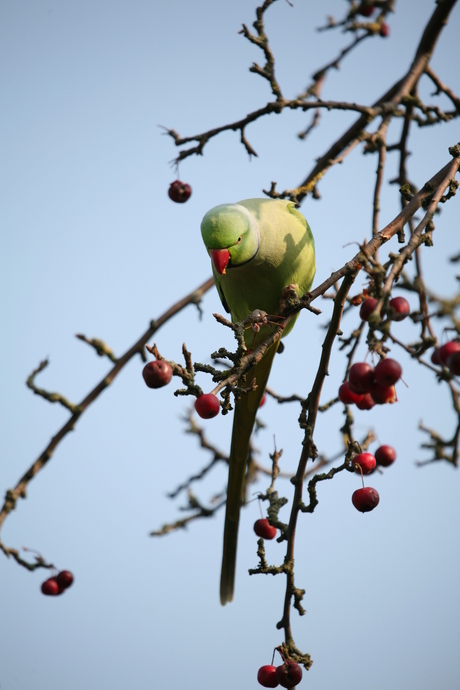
[200, 198, 316, 605]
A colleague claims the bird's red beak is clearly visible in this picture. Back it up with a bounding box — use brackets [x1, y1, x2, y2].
[209, 248, 230, 275]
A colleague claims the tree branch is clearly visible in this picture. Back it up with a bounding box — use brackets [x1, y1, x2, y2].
[0, 276, 215, 564]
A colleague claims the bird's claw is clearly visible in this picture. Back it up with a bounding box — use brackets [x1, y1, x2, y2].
[279, 284, 297, 311]
[249, 309, 269, 332]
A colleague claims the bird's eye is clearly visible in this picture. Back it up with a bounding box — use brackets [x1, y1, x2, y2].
[237, 236, 242, 244]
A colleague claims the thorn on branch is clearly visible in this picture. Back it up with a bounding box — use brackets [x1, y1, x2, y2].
[76, 334, 117, 362]
[240, 127, 258, 157]
[268, 442, 282, 490]
[292, 586, 306, 616]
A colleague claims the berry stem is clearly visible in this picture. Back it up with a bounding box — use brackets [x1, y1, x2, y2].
[258, 498, 265, 520]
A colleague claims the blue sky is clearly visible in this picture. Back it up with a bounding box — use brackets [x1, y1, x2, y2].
[1, 1, 460, 689]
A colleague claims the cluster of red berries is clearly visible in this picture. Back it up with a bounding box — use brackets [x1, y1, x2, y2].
[41, 570, 74, 596]
[351, 445, 396, 512]
[346, 294, 408, 408]
[168, 180, 192, 203]
[359, 295, 410, 322]
[258, 661, 302, 688]
[339, 358, 402, 409]
[431, 340, 460, 375]
[142, 359, 222, 418]
[344, 295, 403, 511]
[142, 357, 222, 418]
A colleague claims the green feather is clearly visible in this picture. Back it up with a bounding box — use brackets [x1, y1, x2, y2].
[220, 343, 278, 604]
[200, 198, 316, 604]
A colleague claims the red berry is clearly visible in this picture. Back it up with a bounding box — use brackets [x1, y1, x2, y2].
[375, 445, 397, 467]
[447, 351, 460, 375]
[276, 662, 303, 688]
[55, 570, 74, 589]
[194, 393, 220, 419]
[379, 22, 390, 37]
[353, 452, 376, 475]
[254, 518, 277, 540]
[257, 665, 279, 688]
[438, 341, 460, 365]
[338, 382, 364, 405]
[359, 298, 379, 321]
[352, 487, 380, 512]
[259, 394, 266, 407]
[142, 360, 173, 389]
[41, 578, 60, 596]
[348, 362, 374, 394]
[355, 393, 375, 410]
[389, 296, 410, 321]
[168, 180, 192, 203]
[357, 4, 375, 16]
[374, 358, 402, 386]
[369, 380, 397, 405]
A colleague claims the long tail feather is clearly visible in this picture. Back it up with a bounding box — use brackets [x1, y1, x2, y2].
[220, 343, 279, 605]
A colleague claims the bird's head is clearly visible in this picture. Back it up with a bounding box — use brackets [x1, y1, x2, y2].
[200, 203, 259, 275]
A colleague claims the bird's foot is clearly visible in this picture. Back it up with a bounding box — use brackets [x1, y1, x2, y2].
[279, 284, 297, 312]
